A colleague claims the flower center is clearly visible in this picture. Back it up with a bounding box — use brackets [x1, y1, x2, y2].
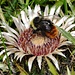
[31, 36, 44, 46]
[18, 28, 60, 56]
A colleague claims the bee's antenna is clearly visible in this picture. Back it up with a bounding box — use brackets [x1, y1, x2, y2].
[37, 12, 42, 16]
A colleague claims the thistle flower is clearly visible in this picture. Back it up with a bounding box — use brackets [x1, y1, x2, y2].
[0, 5, 75, 72]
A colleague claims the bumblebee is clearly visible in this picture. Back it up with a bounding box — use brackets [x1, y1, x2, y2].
[30, 16, 59, 39]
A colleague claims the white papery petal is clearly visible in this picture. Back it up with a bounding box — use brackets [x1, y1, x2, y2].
[29, 5, 40, 20]
[63, 21, 75, 30]
[59, 36, 67, 43]
[16, 52, 24, 60]
[0, 46, 4, 48]
[2, 22, 19, 37]
[37, 56, 42, 69]
[18, 16, 26, 32]
[57, 52, 66, 57]
[12, 16, 22, 34]
[2, 34, 17, 45]
[59, 41, 71, 47]
[20, 54, 28, 62]
[65, 24, 75, 31]
[28, 56, 36, 72]
[21, 11, 30, 29]
[56, 49, 67, 52]
[1, 48, 19, 60]
[34, 5, 41, 16]
[65, 17, 74, 27]
[53, 50, 66, 57]
[0, 48, 19, 56]
[55, 6, 61, 15]
[44, 5, 49, 16]
[12, 16, 26, 33]
[14, 52, 21, 59]
[1, 32, 18, 41]
[18, 47, 25, 52]
[1, 28, 19, 40]
[55, 16, 68, 26]
[3, 55, 7, 61]
[0, 50, 5, 56]
[49, 6, 56, 21]
[53, 18, 57, 24]
[71, 31, 75, 36]
[9, 48, 20, 53]
[37, 5, 41, 14]
[34, 5, 38, 13]
[14, 51, 28, 61]
[49, 6, 56, 16]
[26, 47, 32, 54]
[47, 54, 59, 70]
[3, 52, 12, 61]
[28, 6, 33, 21]
[7, 51, 15, 55]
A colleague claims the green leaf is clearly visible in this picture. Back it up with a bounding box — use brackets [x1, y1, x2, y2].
[71, 67, 75, 75]
[16, 64, 29, 75]
[63, 0, 68, 15]
[67, 0, 75, 15]
[45, 57, 59, 75]
[0, 7, 6, 22]
[71, 50, 75, 55]
[67, 66, 71, 75]
[57, 26, 75, 45]
[54, 0, 63, 8]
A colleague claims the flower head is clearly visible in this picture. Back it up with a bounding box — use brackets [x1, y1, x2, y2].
[0, 5, 75, 72]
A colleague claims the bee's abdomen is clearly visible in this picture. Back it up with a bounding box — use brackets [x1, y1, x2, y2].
[45, 26, 59, 38]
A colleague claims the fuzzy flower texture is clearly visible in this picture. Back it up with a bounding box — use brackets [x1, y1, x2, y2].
[0, 5, 75, 72]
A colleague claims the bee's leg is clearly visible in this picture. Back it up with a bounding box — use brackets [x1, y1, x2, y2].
[32, 29, 36, 33]
[41, 31, 46, 40]
[41, 31, 46, 36]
